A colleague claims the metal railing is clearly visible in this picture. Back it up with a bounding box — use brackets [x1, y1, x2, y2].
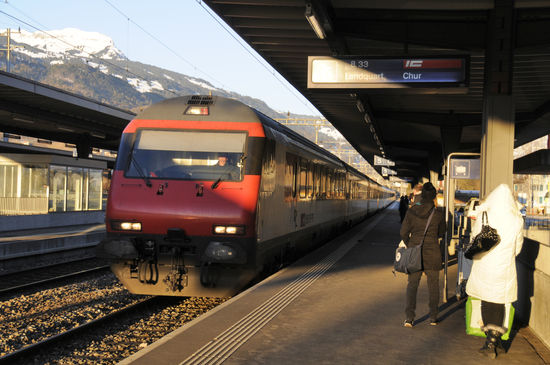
[0, 197, 48, 215]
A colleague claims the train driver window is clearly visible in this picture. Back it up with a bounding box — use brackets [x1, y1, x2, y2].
[127, 130, 246, 181]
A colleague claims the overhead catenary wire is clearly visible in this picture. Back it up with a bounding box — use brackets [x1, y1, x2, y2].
[2, 1, 319, 116]
[0, 8, 183, 97]
[194, 0, 321, 117]
[102, 0, 226, 90]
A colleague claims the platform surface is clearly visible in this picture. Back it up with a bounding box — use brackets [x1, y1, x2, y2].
[120, 203, 549, 365]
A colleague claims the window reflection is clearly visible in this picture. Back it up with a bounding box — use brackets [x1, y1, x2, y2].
[49, 165, 67, 212]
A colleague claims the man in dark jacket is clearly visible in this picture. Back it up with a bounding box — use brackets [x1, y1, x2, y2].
[400, 182, 446, 327]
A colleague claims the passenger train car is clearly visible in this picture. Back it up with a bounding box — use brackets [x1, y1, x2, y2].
[97, 95, 395, 297]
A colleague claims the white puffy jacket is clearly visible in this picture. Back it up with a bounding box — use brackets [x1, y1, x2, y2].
[465, 184, 524, 304]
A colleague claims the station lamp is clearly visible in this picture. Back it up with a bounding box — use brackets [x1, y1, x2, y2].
[305, 2, 326, 39]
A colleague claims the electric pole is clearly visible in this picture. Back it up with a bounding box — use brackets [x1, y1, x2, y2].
[1, 28, 22, 72]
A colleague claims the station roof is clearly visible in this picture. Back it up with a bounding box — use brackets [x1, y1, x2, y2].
[204, 0, 550, 181]
[0, 70, 134, 153]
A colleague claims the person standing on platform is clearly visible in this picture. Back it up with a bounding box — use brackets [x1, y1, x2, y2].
[409, 183, 423, 207]
[399, 194, 409, 223]
[400, 182, 446, 327]
[465, 184, 524, 359]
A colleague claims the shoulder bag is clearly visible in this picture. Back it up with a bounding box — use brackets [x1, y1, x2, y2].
[464, 211, 500, 260]
[394, 207, 435, 274]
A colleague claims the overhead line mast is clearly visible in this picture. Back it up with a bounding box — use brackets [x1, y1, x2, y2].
[0, 28, 22, 72]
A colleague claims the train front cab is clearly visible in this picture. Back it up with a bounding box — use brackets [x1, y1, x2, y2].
[100, 97, 267, 297]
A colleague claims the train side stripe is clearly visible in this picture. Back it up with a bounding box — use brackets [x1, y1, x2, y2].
[124, 119, 266, 137]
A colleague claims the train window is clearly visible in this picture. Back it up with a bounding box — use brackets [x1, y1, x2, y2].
[260, 139, 276, 193]
[320, 167, 326, 199]
[285, 154, 297, 200]
[126, 130, 246, 181]
[299, 161, 307, 199]
[314, 165, 320, 198]
[326, 171, 333, 199]
[307, 163, 313, 198]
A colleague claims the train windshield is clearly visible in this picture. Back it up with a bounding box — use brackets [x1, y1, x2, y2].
[126, 130, 246, 181]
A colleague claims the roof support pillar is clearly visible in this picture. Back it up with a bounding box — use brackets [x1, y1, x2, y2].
[76, 133, 92, 159]
[480, 0, 515, 198]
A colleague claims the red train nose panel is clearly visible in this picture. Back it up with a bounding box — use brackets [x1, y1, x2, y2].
[107, 172, 259, 237]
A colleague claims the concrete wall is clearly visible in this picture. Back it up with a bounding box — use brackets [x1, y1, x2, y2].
[516, 235, 550, 349]
[0, 211, 105, 232]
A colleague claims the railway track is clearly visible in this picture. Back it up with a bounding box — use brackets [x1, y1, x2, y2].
[0, 265, 227, 364]
[0, 296, 158, 364]
[0, 264, 110, 297]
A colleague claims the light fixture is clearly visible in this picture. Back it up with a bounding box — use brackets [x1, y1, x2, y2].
[111, 220, 142, 231]
[356, 100, 365, 113]
[305, 3, 326, 39]
[213, 225, 245, 235]
[13, 116, 35, 124]
[57, 126, 75, 132]
[91, 131, 106, 139]
[363, 113, 371, 125]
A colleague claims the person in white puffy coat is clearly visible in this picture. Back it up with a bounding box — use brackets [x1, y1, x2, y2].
[465, 184, 524, 359]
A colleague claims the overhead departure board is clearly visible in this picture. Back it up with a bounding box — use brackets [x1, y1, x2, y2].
[307, 56, 468, 89]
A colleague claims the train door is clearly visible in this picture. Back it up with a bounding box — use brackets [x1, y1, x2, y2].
[285, 153, 298, 230]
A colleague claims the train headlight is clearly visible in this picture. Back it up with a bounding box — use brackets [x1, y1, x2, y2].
[213, 225, 245, 235]
[205, 242, 236, 260]
[111, 220, 142, 231]
[185, 106, 209, 115]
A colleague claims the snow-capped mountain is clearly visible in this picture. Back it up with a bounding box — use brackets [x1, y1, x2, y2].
[11, 28, 126, 61]
[1, 28, 347, 146]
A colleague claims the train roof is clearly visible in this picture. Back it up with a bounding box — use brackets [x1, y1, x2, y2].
[135, 95, 388, 189]
[135, 95, 259, 123]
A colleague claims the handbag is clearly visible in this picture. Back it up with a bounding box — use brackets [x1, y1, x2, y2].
[394, 208, 435, 274]
[465, 297, 514, 340]
[464, 211, 500, 260]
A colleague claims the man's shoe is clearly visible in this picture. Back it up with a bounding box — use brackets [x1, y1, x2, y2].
[430, 319, 439, 326]
[403, 320, 413, 328]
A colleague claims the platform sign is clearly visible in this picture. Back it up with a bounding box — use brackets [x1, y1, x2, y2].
[374, 155, 395, 167]
[450, 159, 480, 179]
[308, 56, 468, 89]
[381, 167, 397, 176]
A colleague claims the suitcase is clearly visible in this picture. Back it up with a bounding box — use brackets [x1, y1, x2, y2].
[465, 297, 514, 341]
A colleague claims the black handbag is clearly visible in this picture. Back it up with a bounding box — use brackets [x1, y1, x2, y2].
[464, 211, 500, 260]
[394, 208, 435, 274]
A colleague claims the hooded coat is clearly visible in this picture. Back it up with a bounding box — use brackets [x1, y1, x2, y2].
[465, 184, 524, 304]
[400, 198, 446, 271]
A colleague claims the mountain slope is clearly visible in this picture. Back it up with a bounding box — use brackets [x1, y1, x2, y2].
[1, 28, 347, 145]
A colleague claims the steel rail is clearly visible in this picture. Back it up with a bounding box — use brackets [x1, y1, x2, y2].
[0, 296, 158, 364]
[0, 265, 110, 296]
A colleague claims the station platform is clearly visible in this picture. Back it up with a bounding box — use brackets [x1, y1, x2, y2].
[120, 204, 550, 365]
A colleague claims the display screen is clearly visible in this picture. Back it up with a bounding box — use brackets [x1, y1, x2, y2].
[308, 56, 468, 89]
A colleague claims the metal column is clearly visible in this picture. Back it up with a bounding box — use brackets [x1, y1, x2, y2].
[480, 0, 516, 198]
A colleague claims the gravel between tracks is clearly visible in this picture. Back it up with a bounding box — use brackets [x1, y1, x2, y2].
[1, 272, 227, 364]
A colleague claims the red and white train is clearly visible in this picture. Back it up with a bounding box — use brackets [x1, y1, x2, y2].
[98, 95, 395, 297]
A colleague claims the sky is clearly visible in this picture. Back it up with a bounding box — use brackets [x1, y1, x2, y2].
[0, 0, 322, 117]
